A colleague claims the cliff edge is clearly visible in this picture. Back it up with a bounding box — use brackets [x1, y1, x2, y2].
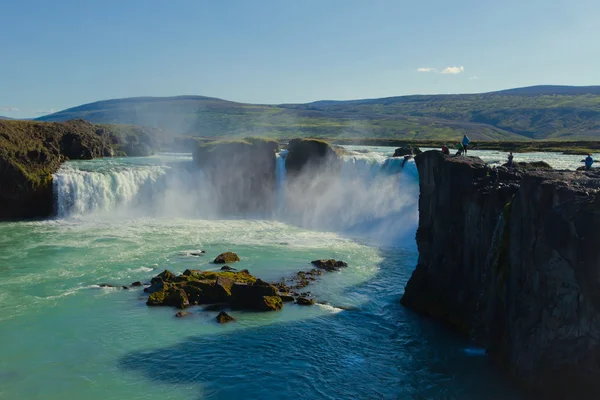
[401, 150, 600, 398]
[0, 119, 158, 219]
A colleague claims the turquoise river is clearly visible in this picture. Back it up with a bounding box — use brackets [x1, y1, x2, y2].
[1, 146, 580, 399]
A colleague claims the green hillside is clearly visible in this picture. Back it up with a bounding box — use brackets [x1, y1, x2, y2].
[36, 86, 600, 140]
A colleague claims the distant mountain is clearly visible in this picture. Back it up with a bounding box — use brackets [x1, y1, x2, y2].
[0, 116, 13, 120]
[36, 86, 600, 140]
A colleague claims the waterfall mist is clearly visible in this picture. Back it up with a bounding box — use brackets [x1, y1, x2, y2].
[53, 150, 419, 246]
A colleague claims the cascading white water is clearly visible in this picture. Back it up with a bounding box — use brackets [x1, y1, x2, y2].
[275, 150, 288, 212]
[53, 164, 169, 217]
[53, 150, 419, 244]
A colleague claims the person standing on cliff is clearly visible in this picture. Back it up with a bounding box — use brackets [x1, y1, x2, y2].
[462, 134, 470, 155]
[507, 152, 514, 168]
[584, 154, 594, 170]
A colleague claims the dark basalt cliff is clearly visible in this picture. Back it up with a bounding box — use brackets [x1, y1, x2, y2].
[0, 119, 158, 219]
[402, 150, 600, 398]
[193, 138, 279, 214]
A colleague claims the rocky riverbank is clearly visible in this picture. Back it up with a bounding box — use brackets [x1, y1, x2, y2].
[401, 150, 600, 398]
[0, 119, 159, 219]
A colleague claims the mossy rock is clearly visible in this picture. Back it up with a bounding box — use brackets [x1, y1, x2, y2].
[150, 269, 176, 284]
[297, 297, 315, 306]
[311, 259, 348, 272]
[261, 296, 283, 311]
[213, 252, 240, 264]
[216, 311, 235, 323]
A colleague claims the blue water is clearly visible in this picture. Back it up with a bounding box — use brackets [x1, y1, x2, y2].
[0, 147, 525, 399]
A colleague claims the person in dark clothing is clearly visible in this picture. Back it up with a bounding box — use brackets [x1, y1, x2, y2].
[583, 154, 594, 170]
[441, 145, 449, 155]
[507, 152, 514, 168]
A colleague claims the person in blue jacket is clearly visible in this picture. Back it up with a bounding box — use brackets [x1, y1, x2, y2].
[583, 154, 594, 170]
[462, 135, 470, 155]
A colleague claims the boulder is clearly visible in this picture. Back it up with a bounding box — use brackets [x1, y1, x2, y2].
[297, 297, 315, 306]
[213, 252, 240, 264]
[280, 294, 296, 302]
[175, 311, 192, 318]
[311, 259, 348, 272]
[220, 265, 236, 271]
[131, 281, 143, 287]
[146, 288, 189, 309]
[216, 311, 235, 324]
[150, 269, 176, 284]
[230, 281, 281, 311]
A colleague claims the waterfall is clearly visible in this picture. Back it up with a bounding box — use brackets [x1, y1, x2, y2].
[53, 164, 169, 217]
[52, 151, 419, 243]
[275, 150, 288, 212]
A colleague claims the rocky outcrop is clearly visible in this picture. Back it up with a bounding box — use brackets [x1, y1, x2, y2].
[285, 138, 340, 176]
[143, 269, 286, 313]
[213, 252, 240, 264]
[216, 311, 235, 323]
[401, 150, 600, 397]
[311, 259, 348, 272]
[0, 119, 158, 219]
[193, 138, 279, 214]
[393, 146, 422, 157]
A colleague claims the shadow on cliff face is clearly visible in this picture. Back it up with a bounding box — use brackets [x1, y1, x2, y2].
[118, 247, 525, 400]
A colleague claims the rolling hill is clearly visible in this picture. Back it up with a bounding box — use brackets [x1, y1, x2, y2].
[36, 86, 600, 140]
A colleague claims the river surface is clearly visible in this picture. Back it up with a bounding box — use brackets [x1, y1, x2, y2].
[0, 146, 552, 399]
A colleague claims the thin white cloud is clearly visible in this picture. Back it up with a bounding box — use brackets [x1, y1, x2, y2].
[468, 76, 480, 80]
[441, 66, 465, 74]
[417, 67, 437, 73]
[2, 107, 20, 112]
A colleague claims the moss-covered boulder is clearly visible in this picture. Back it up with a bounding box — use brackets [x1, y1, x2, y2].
[285, 138, 341, 176]
[230, 280, 282, 311]
[144, 268, 284, 312]
[151, 269, 176, 284]
[297, 297, 315, 306]
[216, 311, 235, 323]
[213, 252, 240, 264]
[311, 259, 348, 272]
[147, 287, 189, 309]
[192, 138, 279, 214]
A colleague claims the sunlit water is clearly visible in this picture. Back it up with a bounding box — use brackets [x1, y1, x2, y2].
[0, 147, 530, 399]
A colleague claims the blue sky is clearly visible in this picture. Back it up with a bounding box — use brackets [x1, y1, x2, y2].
[1, 0, 598, 118]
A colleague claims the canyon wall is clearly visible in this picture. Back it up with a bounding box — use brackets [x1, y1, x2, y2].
[402, 150, 600, 398]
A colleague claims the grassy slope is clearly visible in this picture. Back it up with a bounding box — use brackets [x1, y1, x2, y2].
[35, 87, 600, 141]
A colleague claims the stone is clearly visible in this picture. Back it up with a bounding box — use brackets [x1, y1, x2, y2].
[175, 311, 192, 318]
[260, 296, 283, 311]
[150, 269, 176, 285]
[144, 281, 169, 294]
[220, 265, 236, 271]
[297, 297, 315, 306]
[231, 282, 280, 311]
[311, 259, 348, 272]
[147, 288, 189, 309]
[280, 294, 296, 302]
[131, 281, 143, 287]
[216, 311, 235, 323]
[213, 252, 240, 264]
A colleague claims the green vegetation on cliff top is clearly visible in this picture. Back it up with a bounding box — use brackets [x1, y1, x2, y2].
[35, 86, 600, 141]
